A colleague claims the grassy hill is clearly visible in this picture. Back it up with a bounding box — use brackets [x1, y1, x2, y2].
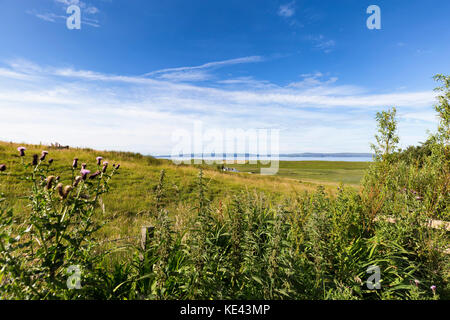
[0, 141, 368, 243]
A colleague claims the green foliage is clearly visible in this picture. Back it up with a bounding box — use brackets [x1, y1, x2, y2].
[371, 107, 399, 161]
[0, 153, 120, 299]
[433, 74, 450, 143]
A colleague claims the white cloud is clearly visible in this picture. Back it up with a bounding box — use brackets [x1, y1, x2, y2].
[0, 60, 439, 154]
[278, 2, 296, 18]
[27, 10, 66, 23]
[84, 6, 99, 14]
[54, 0, 81, 5]
[144, 56, 263, 82]
[29, 1, 100, 27]
[308, 35, 336, 53]
[217, 77, 276, 89]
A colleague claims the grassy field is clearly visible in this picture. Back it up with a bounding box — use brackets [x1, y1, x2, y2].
[213, 160, 370, 186]
[0, 141, 369, 244]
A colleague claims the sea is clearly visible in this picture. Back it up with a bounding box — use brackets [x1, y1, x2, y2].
[155, 156, 373, 162]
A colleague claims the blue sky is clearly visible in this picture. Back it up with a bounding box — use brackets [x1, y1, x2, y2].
[0, 0, 449, 154]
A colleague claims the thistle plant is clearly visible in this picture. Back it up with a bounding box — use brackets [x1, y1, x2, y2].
[0, 150, 120, 299]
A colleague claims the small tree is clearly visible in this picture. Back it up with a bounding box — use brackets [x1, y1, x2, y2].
[371, 107, 399, 161]
[433, 74, 450, 144]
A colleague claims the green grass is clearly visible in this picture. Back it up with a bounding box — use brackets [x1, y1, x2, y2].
[1, 141, 448, 300]
[211, 160, 370, 186]
[0, 141, 368, 243]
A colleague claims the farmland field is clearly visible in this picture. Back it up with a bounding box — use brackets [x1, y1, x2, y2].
[212, 160, 370, 186]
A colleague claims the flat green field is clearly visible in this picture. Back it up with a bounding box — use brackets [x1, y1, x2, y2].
[212, 160, 370, 186]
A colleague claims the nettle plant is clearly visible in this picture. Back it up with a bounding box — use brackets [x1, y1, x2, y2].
[0, 148, 120, 299]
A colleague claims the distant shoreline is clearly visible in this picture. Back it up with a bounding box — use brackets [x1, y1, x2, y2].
[154, 154, 373, 162]
[154, 153, 373, 158]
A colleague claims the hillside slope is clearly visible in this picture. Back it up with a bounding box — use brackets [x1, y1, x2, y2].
[0, 141, 354, 241]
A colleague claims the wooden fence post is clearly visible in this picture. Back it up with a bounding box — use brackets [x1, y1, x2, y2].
[140, 225, 155, 251]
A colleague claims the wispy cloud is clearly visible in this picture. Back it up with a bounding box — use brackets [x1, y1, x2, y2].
[217, 76, 276, 89]
[27, 10, 66, 23]
[307, 35, 336, 53]
[144, 56, 264, 82]
[0, 59, 438, 154]
[278, 2, 296, 18]
[54, 0, 99, 15]
[277, 1, 304, 28]
[28, 0, 100, 27]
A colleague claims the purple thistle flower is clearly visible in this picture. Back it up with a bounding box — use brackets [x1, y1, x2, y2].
[80, 169, 91, 180]
[32, 154, 38, 166]
[96, 156, 103, 165]
[431, 285, 436, 293]
[39, 151, 49, 161]
[115, 164, 120, 170]
[17, 146, 26, 157]
[414, 279, 420, 287]
[72, 158, 79, 169]
[0, 164, 6, 172]
[102, 161, 108, 173]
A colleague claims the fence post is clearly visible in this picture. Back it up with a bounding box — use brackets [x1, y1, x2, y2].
[140, 225, 155, 251]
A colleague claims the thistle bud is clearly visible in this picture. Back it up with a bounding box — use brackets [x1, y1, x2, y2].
[81, 163, 87, 170]
[45, 176, 55, 189]
[48, 158, 54, 164]
[17, 147, 26, 157]
[72, 158, 79, 169]
[115, 164, 120, 170]
[102, 162, 108, 173]
[0, 164, 6, 172]
[62, 186, 73, 199]
[73, 176, 82, 187]
[32, 154, 38, 166]
[39, 151, 49, 161]
[56, 183, 64, 198]
[96, 156, 103, 165]
[89, 171, 101, 179]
